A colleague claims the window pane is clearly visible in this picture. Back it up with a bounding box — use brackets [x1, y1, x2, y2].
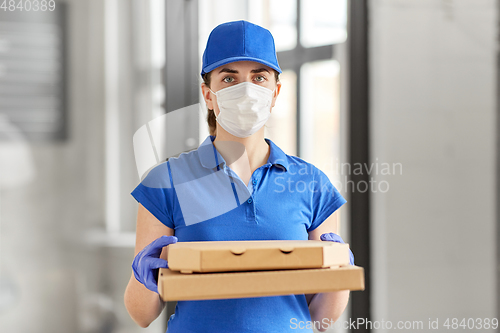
[248, 0, 297, 52]
[265, 70, 297, 156]
[300, 60, 341, 185]
[300, 0, 347, 47]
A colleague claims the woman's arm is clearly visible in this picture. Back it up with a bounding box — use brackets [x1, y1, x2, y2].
[124, 203, 175, 328]
[306, 212, 350, 332]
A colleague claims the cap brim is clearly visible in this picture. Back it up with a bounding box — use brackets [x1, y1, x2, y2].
[201, 56, 282, 76]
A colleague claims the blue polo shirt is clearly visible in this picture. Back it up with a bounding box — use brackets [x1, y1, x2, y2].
[131, 135, 346, 333]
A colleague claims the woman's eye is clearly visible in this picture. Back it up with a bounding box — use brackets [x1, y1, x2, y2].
[255, 75, 266, 82]
[223, 77, 234, 83]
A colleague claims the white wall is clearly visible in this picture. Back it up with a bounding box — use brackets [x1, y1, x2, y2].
[370, 0, 497, 332]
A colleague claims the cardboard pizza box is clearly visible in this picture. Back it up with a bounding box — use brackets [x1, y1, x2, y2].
[158, 265, 364, 301]
[166, 240, 351, 273]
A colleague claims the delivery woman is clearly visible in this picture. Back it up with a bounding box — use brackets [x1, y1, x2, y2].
[124, 20, 354, 332]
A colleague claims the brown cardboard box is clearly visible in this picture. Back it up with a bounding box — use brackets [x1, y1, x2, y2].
[167, 240, 350, 273]
[158, 265, 365, 301]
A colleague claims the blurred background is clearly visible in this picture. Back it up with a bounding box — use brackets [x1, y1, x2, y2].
[0, 0, 497, 332]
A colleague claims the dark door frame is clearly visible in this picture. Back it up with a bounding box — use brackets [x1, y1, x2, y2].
[348, 0, 372, 331]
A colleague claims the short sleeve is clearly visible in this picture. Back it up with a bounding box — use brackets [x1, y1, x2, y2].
[308, 167, 347, 232]
[130, 161, 175, 229]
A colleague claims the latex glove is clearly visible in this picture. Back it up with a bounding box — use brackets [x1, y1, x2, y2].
[132, 235, 178, 293]
[320, 232, 355, 266]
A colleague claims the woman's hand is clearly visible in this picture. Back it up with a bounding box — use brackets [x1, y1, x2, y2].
[132, 235, 178, 293]
[320, 232, 354, 266]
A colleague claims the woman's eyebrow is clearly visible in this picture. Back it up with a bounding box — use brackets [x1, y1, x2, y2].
[251, 68, 270, 74]
[217, 68, 270, 74]
[218, 68, 238, 74]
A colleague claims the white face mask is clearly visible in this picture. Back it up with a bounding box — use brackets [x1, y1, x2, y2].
[209, 82, 275, 138]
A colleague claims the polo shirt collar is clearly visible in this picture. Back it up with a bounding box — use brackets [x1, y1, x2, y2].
[197, 135, 289, 172]
[264, 137, 289, 172]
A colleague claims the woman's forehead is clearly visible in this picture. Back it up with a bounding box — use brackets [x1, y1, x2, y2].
[212, 61, 273, 74]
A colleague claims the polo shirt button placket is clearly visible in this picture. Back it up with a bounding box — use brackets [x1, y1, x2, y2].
[247, 198, 253, 204]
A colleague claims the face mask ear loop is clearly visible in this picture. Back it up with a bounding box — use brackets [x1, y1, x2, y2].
[268, 87, 277, 107]
[209, 88, 222, 120]
[206, 87, 221, 119]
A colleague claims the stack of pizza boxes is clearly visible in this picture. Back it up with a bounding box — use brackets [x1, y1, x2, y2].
[158, 240, 364, 301]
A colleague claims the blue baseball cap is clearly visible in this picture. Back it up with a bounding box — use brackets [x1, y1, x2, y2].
[201, 20, 282, 77]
